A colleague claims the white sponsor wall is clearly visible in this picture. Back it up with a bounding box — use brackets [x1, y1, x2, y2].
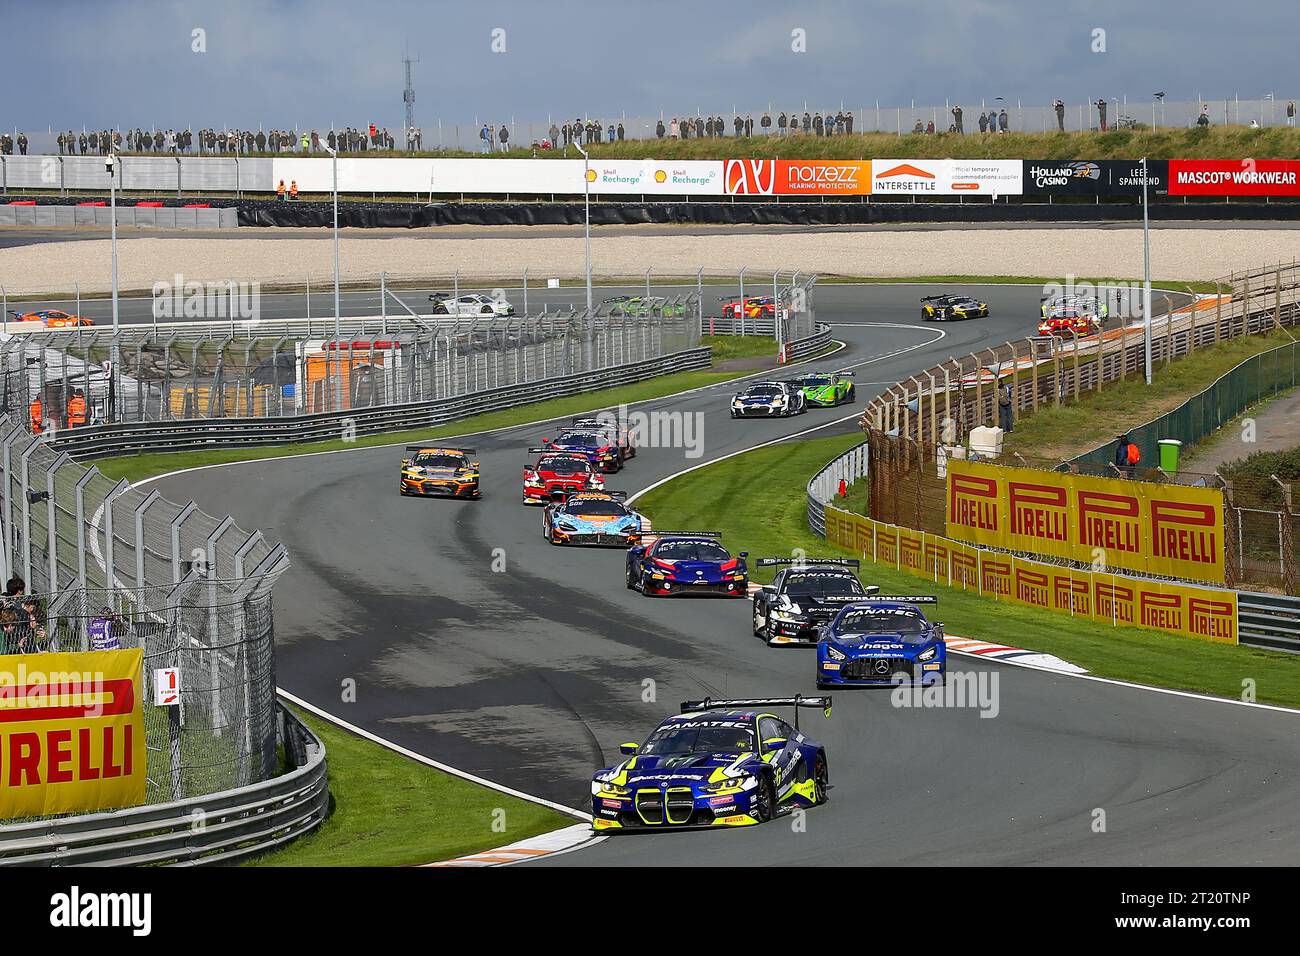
[269, 158, 726, 195]
[871, 159, 1023, 195]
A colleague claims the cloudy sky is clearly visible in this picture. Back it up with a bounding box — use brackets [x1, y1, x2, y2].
[7, 0, 1295, 130]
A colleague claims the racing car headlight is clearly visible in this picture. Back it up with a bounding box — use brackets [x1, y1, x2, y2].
[556, 519, 579, 530]
[826, 645, 846, 661]
[772, 607, 803, 621]
[593, 780, 631, 797]
[918, 645, 938, 662]
[704, 775, 754, 793]
[772, 396, 786, 405]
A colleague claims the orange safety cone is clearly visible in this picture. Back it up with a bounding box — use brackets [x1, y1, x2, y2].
[838, 478, 848, 498]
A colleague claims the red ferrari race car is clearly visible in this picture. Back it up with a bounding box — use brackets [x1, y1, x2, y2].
[522, 448, 606, 505]
[7, 309, 94, 329]
[1038, 295, 1107, 337]
[718, 295, 776, 319]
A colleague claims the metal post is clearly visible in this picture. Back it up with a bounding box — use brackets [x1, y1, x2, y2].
[738, 267, 747, 336]
[573, 140, 592, 311]
[1141, 156, 1153, 385]
[44, 452, 68, 589]
[523, 267, 528, 317]
[101, 479, 130, 593]
[170, 501, 198, 583]
[73, 469, 97, 587]
[133, 489, 161, 589]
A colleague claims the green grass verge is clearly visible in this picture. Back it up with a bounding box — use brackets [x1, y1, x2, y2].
[1001, 330, 1294, 462]
[635, 433, 1300, 708]
[246, 707, 574, 867]
[701, 334, 780, 363]
[95, 362, 752, 484]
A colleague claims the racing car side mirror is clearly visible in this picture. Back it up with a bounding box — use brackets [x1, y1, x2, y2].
[763, 738, 787, 752]
[400, 458, 411, 467]
[470, 461, 480, 470]
[619, 742, 639, 756]
[738, 551, 749, 558]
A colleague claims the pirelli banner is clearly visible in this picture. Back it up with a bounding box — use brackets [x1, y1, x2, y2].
[0, 649, 146, 820]
[824, 507, 1237, 644]
[946, 460, 1225, 585]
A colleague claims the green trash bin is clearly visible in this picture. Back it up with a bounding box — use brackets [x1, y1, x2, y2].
[1158, 439, 1182, 473]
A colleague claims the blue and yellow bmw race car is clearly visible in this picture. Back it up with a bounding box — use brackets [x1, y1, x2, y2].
[816, 596, 946, 688]
[591, 696, 831, 831]
[625, 531, 749, 597]
[542, 490, 646, 546]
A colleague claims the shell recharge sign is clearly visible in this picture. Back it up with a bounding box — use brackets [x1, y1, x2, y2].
[0, 649, 146, 819]
[724, 159, 871, 195]
[946, 461, 1226, 585]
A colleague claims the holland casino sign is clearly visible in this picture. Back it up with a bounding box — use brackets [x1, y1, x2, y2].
[724, 159, 871, 195]
[1022, 160, 1168, 195]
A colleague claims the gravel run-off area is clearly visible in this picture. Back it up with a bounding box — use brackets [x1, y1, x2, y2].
[2, 227, 1297, 294]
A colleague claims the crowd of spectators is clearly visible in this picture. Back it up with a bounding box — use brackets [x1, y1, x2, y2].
[0, 576, 129, 655]
[45, 125, 402, 156]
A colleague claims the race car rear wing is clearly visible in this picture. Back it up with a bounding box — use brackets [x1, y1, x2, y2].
[679, 695, 832, 729]
[647, 530, 722, 538]
[919, 295, 951, 302]
[406, 445, 476, 455]
[857, 595, 938, 604]
[527, 446, 588, 456]
[756, 557, 859, 567]
[562, 489, 627, 501]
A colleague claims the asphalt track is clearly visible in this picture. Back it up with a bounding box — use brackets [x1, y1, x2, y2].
[143, 283, 1300, 866]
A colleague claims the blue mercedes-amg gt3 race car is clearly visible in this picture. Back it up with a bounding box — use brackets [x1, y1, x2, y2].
[625, 531, 749, 597]
[590, 696, 831, 831]
[816, 596, 946, 688]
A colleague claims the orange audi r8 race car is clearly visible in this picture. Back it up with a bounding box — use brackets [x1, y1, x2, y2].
[398, 446, 481, 499]
[7, 309, 94, 329]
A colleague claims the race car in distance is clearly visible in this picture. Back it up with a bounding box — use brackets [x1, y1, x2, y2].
[920, 294, 989, 321]
[590, 696, 831, 831]
[522, 449, 605, 505]
[752, 558, 878, 645]
[537, 425, 625, 473]
[542, 490, 646, 546]
[1039, 294, 1108, 336]
[719, 294, 776, 319]
[625, 531, 748, 597]
[7, 309, 94, 329]
[601, 295, 688, 318]
[789, 370, 856, 408]
[816, 596, 946, 688]
[398, 446, 481, 499]
[428, 291, 515, 316]
[570, 416, 637, 463]
[730, 381, 807, 418]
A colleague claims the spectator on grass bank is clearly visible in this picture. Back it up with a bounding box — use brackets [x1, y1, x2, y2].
[1113, 434, 1140, 477]
[549, 123, 560, 146]
[499, 125, 510, 152]
[1096, 98, 1107, 131]
[845, 110, 854, 134]
[745, 114, 754, 136]
[695, 116, 704, 137]
[952, 105, 963, 133]
[978, 111, 989, 133]
[802, 112, 811, 133]
[1289, 101, 1297, 126]
[761, 112, 771, 133]
[617, 122, 625, 141]
[925, 120, 935, 134]
[1197, 108, 1210, 128]
[998, 109, 1009, 132]
[777, 111, 788, 135]
[656, 119, 665, 138]
[998, 381, 1014, 432]
[17, 133, 27, 155]
[1054, 99, 1066, 131]
[607, 123, 615, 141]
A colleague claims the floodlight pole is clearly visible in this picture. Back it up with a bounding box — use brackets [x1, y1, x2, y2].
[1141, 156, 1153, 385]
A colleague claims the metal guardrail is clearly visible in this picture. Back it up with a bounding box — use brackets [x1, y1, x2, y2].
[1237, 591, 1300, 653]
[806, 440, 869, 537]
[784, 325, 834, 365]
[44, 346, 712, 458]
[0, 702, 327, 866]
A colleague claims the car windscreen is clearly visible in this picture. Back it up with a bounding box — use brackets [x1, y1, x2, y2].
[654, 541, 730, 561]
[556, 431, 600, 445]
[641, 723, 754, 756]
[539, 457, 590, 475]
[796, 375, 832, 386]
[745, 386, 783, 397]
[412, 453, 464, 468]
[565, 499, 624, 516]
[784, 572, 863, 597]
[837, 608, 925, 634]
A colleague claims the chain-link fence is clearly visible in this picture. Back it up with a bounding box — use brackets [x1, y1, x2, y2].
[0, 416, 288, 815]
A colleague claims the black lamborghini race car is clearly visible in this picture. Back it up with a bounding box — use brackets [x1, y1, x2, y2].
[920, 294, 989, 321]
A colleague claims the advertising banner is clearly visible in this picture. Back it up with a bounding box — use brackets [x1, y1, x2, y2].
[871, 159, 1023, 195]
[1168, 160, 1300, 196]
[0, 649, 146, 819]
[271, 158, 727, 196]
[822, 505, 1237, 644]
[947, 460, 1225, 584]
[723, 159, 871, 195]
[1022, 159, 1169, 195]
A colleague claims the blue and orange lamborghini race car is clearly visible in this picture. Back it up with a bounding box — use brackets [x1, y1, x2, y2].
[625, 531, 748, 597]
[591, 696, 831, 831]
[816, 596, 946, 688]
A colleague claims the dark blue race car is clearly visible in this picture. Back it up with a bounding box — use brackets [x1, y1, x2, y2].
[625, 531, 749, 597]
[591, 696, 831, 832]
[816, 596, 946, 688]
[538, 425, 623, 473]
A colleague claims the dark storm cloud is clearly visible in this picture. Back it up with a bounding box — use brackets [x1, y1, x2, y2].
[5, 0, 1295, 128]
